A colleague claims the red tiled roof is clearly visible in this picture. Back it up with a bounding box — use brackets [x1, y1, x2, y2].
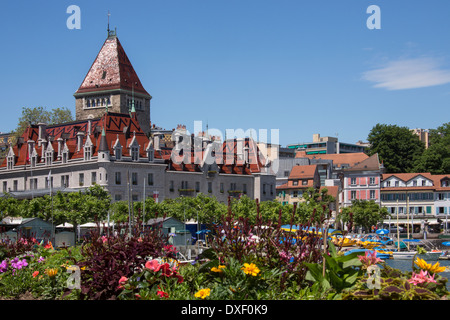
[289, 164, 317, 180]
[75, 36, 150, 96]
[295, 151, 369, 168]
[382, 172, 434, 182]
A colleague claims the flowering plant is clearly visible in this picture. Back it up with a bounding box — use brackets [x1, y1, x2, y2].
[118, 257, 184, 300]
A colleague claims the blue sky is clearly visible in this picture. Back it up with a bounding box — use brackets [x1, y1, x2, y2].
[1, 1, 450, 147]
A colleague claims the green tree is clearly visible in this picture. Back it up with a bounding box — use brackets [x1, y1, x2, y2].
[414, 122, 450, 174]
[339, 199, 389, 232]
[367, 123, 425, 173]
[296, 187, 335, 224]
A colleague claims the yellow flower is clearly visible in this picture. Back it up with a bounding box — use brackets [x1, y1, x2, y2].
[414, 258, 446, 274]
[211, 265, 226, 273]
[45, 268, 58, 278]
[194, 288, 211, 299]
[241, 263, 260, 276]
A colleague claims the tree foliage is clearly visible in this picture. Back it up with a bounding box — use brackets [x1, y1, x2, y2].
[339, 199, 389, 232]
[366, 123, 425, 173]
[414, 122, 450, 174]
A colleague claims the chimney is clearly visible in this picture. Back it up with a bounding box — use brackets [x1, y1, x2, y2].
[57, 137, 64, 159]
[37, 123, 47, 147]
[77, 131, 85, 152]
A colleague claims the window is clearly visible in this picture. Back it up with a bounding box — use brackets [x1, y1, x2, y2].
[115, 146, 122, 160]
[293, 191, 298, 198]
[284, 171, 290, 177]
[230, 183, 236, 191]
[62, 151, 68, 164]
[293, 180, 298, 186]
[2, 181, 7, 192]
[46, 151, 53, 165]
[7, 156, 14, 170]
[438, 193, 445, 200]
[243, 183, 247, 194]
[195, 181, 200, 192]
[13, 180, 18, 192]
[30, 179, 37, 190]
[131, 146, 139, 161]
[115, 172, 121, 185]
[79, 173, 84, 186]
[46, 176, 53, 189]
[148, 149, 154, 162]
[115, 194, 122, 201]
[220, 183, 224, 193]
[263, 183, 266, 194]
[302, 180, 308, 185]
[31, 155, 37, 167]
[61, 175, 69, 188]
[208, 182, 212, 193]
[351, 191, 356, 200]
[132, 172, 138, 185]
[147, 173, 153, 186]
[422, 180, 426, 186]
[369, 177, 376, 185]
[181, 181, 189, 189]
[132, 195, 139, 201]
[386, 181, 391, 187]
[91, 172, 97, 185]
[84, 146, 92, 161]
[170, 180, 174, 191]
[350, 178, 356, 185]
[370, 190, 375, 199]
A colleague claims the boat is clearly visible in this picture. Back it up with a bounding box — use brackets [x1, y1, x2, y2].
[344, 248, 391, 260]
[391, 250, 442, 261]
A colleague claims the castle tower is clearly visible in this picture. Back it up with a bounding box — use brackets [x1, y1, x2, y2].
[74, 29, 152, 135]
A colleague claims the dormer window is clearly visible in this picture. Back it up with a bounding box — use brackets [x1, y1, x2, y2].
[131, 146, 139, 161]
[7, 155, 14, 170]
[115, 146, 122, 160]
[84, 145, 92, 160]
[148, 149, 154, 162]
[62, 150, 68, 164]
[83, 136, 93, 161]
[45, 150, 53, 166]
[31, 155, 37, 168]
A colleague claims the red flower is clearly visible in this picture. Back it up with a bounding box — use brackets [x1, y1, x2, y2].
[157, 290, 169, 299]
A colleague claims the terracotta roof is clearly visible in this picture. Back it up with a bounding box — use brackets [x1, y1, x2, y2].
[75, 36, 150, 97]
[321, 186, 339, 199]
[289, 164, 318, 179]
[382, 172, 434, 182]
[344, 153, 381, 171]
[295, 151, 369, 168]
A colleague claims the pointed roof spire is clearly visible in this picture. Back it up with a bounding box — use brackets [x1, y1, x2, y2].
[75, 34, 150, 97]
[98, 127, 109, 152]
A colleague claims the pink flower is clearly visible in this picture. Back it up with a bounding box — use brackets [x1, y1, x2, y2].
[408, 270, 437, 286]
[358, 250, 383, 267]
[118, 276, 128, 289]
[145, 259, 162, 272]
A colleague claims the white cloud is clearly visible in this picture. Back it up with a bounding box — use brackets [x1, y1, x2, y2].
[362, 57, 450, 90]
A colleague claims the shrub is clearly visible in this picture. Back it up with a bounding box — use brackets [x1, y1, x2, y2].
[77, 224, 175, 300]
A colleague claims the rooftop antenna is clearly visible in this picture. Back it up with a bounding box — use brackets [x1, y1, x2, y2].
[107, 10, 110, 34]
